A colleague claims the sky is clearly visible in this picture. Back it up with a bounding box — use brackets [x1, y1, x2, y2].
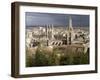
[25, 12, 89, 27]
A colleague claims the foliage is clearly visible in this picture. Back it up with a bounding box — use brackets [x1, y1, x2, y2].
[59, 56, 70, 65]
[26, 49, 35, 67]
[26, 46, 89, 67]
[34, 46, 56, 66]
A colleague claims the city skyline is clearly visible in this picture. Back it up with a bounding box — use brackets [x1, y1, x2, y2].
[25, 12, 90, 67]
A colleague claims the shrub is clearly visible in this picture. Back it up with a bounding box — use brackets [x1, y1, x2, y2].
[26, 49, 35, 67]
[59, 56, 70, 65]
[34, 46, 55, 66]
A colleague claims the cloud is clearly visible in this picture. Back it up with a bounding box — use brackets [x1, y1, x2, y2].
[25, 12, 89, 27]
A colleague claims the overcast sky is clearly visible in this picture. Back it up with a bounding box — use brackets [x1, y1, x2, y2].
[25, 12, 89, 27]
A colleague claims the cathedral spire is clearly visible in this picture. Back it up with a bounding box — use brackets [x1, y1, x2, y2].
[68, 16, 74, 45]
[68, 16, 73, 32]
